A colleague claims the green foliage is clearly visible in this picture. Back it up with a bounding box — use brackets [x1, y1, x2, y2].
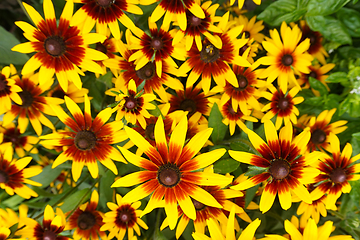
[337, 8, 360, 37]
[208, 103, 227, 144]
[30, 165, 64, 188]
[306, 0, 350, 16]
[213, 158, 240, 174]
[60, 189, 90, 213]
[0, 26, 29, 65]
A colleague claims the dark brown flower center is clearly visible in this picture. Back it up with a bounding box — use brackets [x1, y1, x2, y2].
[330, 168, 347, 184]
[0, 74, 8, 91]
[116, 206, 135, 225]
[4, 128, 22, 146]
[96, 42, 108, 54]
[228, 104, 236, 115]
[243, 31, 250, 38]
[179, 99, 196, 116]
[77, 211, 97, 230]
[311, 129, 326, 145]
[96, 0, 114, 7]
[17, 90, 34, 107]
[189, 14, 202, 26]
[157, 163, 181, 187]
[74, 131, 97, 151]
[43, 230, 57, 240]
[269, 159, 290, 180]
[305, 34, 316, 45]
[192, 198, 205, 211]
[0, 169, 9, 184]
[239, 44, 249, 56]
[235, 75, 248, 91]
[44, 36, 66, 57]
[145, 123, 155, 141]
[308, 71, 317, 79]
[52, 89, 66, 99]
[136, 62, 156, 80]
[277, 97, 290, 110]
[281, 54, 293, 66]
[151, 37, 163, 51]
[200, 43, 220, 63]
[124, 96, 137, 110]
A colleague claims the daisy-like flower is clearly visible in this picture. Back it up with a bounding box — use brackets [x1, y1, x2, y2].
[12, 0, 108, 92]
[111, 116, 232, 230]
[192, 206, 262, 240]
[233, 15, 265, 44]
[48, 82, 89, 103]
[2, 72, 64, 136]
[100, 194, 148, 240]
[0, 144, 42, 199]
[306, 109, 347, 153]
[229, 120, 321, 213]
[257, 22, 313, 93]
[127, 21, 186, 77]
[70, 0, 143, 40]
[0, 65, 22, 115]
[66, 190, 107, 240]
[178, 12, 251, 94]
[172, 1, 222, 51]
[265, 218, 354, 240]
[0, 204, 28, 229]
[218, 65, 266, 116]
[0, 122, 39, 157]
[40, 95, 128, 182]
[106, 79, 156, 129]
[228, 0, 261, 9]
[160, 166, 246, 239]
[219, 100, 258, 135]
[310, 134, 360, 209]
[149, 0, 205, 31]
[261, 85, 304, 130]
[297, 63, 335, 96]
[19, 205, 69, 240]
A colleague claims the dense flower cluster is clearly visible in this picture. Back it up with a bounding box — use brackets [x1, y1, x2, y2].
[1, 0, 359, 239]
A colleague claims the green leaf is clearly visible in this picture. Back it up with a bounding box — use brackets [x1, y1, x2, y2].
[304, 96, 323, 105]
[339, 94, 360, 117]
[60, 188, 90, 213]
[257, 0, 297, 26]
[213, 158, 240, 174]
[351, 132, 360, 155]
[208, 103, 227, 144]
[337, 8, 360, 37]
[325, 72, 348, 84]
[306, 0, 350, 16]
[99, 170, 116, 209]
[245, 184, 260, 209]
[229, 139, 259, 155]
[30, 165, 64, 188]
[246, 166, 267, 177]
[309, 77, 328, 95]
[96, 71, 113, 88]
[0, 26, 29, 65]
[338, 46, 360, 59]
[306, 15, 352, 45]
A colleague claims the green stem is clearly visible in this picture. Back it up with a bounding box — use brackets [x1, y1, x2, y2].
[16, 0, 33, 25]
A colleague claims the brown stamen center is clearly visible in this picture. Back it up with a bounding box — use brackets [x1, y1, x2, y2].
[269, 159, 290, 180]
[277, 97, 290, 110]
[96, 42, 108, 55]
[305, 34, 316, 45]
[77, 211, 97, 230]
[308, 71, 317, 79]
[136, 62, 156, 80]
[330, 168, 347, 184]
[96, 0, 114, 7]
[4, 129, 21, 146]
[124, 96, 137, 110]
[189, 14, 202, 26]
[44, 36, 65, 57]
[157, 163, 181, 187]
[179, 99, 196, 116]
[239, 44, 249, 56]
[200, 43, 220, 63]
[0, 170, 9, 184]
[17, 90, 34, 108]
[192, 198, 205, 211]
[151, 37, 163, 51]
[235, 75, 248, 91]
[52, 89, 66, 99]
[74, 131, 97, 151]
[145, 123, 155, 141]
[281, 54, 293, 66]
[0, 74, 8, 91]
[311, 129, 326, 145]
[43, 230, 57, 240]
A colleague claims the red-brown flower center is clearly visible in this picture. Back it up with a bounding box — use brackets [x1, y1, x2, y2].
[74, 131, 97, 151]
[330, 168, 347, 184]
[77, 211, 97, 230]
[4, 128, 22, 146]
[179, 99, 196, 116]
[189, 14, 202, 26]
[151, 37, 163, 51]
[0, 74, 7, 91]
[0, 169, 9, 184]
[136, 62, 156, 80]
[269, 159, 290, 180]
[116, 205, 136, 225]
[307, 71, 317, 79]
[191, 198, 205, 210]
[51, 89, 66, 99]
[277, 97, 290, 110]
[43, 229, 57, 240]
[145, 123, 155, 141]
[44, 36, 66, 57]
[17, 90, 34, 107]
[200, 43, 220, 63]
[239, 44, 249, 56]
[228, 104, 236, 115]
[96, 42, 108, 55]
[157, 163, 181, 187]
[281, 54, 293, 66]
[305, 33, 316, 45]
[311, 129, 326, 145]
[96, 0, 114, 7]
[235, 75, 248, 91]
[124, 96, 137, 110]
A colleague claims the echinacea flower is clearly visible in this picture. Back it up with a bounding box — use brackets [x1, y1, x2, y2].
[0, 144, 42, 199]
[66, 190, 107, 240]
[12, 0, 108, 92]
[229, 120, 321, 213]
[257, 22, 313, 93]
[0, 65, 22, 115]
[234, 15, 265, 44]
[100, 194, 148, 240]
[40, 95, 128, 181]
[111, 116, 232, 230]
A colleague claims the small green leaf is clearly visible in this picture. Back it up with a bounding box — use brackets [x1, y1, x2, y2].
[208, 103, 227, 144]
[306, 15, 352, 45]
[96, 71, 113, 88]
[213, 158, 240, 174]
[229, 139, 259, 155]
[306, 0, 350, 16]
[30, 165, 64, 188]
[99, 170, 116, 209]
[351, 132, 360, 155]
[325, 72, 349, 84]
[338, 46, 360, 59]
[337, 8, 360, 37]
[245, 184, 260, 209]
[0, 26, 29, 65]
[60, 188, 90, 213]
[257, 0, 297, 26]
[271, 9, 307, 26]
[246, 166, 267, 177]
[309, 77, 328, 95]
[339, 94, 360, 117]
[304, 96, 323, 106]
